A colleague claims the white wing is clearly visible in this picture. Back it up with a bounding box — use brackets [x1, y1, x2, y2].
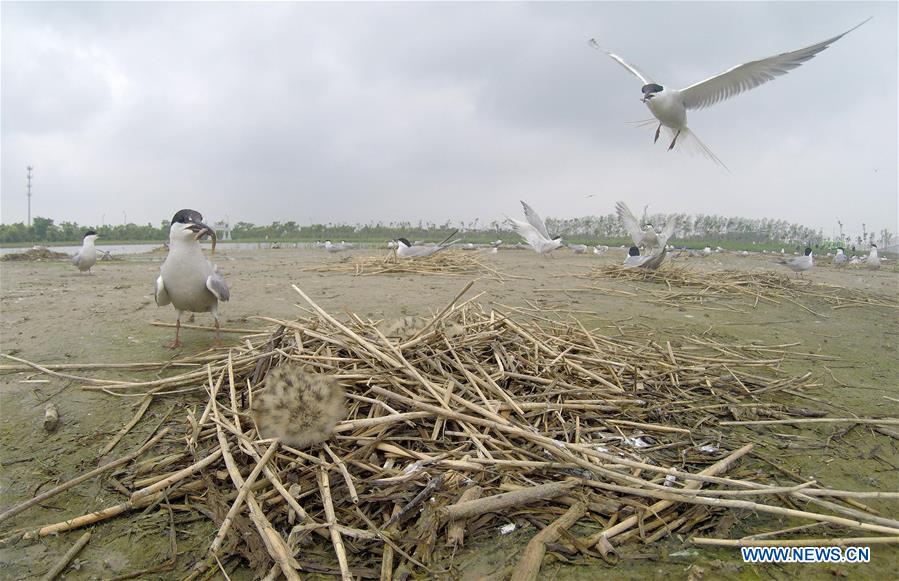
[657, 218, 678, 248]
[71, 252, 82, 267]
[615, 201, 644, 246]
[508, 218, 548, 250]
[590, 39, 654, 84]
[154, 275, 171, 306]
[520, 201, 553, 241]
[680, 18, 870, 111]
[206, 272, 230, 302]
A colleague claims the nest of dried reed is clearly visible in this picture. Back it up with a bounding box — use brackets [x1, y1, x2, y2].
[2, 283, 898, 579]
[0, 247, 70, 261]
[302, 250, 516, 282]
[573, 265, 899, 315]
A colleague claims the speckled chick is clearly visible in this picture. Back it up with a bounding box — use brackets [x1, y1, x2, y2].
[251, 364, 345, 449]
[380, 316, 464, 341]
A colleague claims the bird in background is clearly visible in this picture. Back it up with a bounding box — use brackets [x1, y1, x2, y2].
[778, 246, 814, 278]
[324, 240, 353, 253]
[569, 243, 588, 254]
[623, 246, 667, 270]
[616, 201, 677, 251]
[507, 201, 565, 256]
[394, 230, 459, 258]
[71, 230, 100, 274]
[590, 18, 870, 168]
[867, 244, 881, 270]
[154, 209, 230, 348]
[833, 247, 848, 267]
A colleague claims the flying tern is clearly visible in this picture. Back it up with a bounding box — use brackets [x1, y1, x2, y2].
[778, 247, 814, 277]
[71, 230, 100, 274]
[590, 19, 870, 167]
[616, 201, 676, 251]
[507, 201, 565, 256]
[155, 209, 229, 348]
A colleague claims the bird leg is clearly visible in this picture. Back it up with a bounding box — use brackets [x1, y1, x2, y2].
[165, 313, 182, 349]
[668, 130, 681, 151]
[654, 123, 661, 144]
[212, 317, 223, 347]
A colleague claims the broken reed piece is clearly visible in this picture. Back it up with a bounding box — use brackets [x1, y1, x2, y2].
[39, 531, 91, 581]
[441, 479, 580, 522]
[43, 403, 59, 432]
[447, 486, 482, 550]
[510, 501, 588, 581]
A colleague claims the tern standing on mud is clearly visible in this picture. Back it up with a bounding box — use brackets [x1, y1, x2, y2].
[155, 209, 230, 348]
[71, 230, 100, 274]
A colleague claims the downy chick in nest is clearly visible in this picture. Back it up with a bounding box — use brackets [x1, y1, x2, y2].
[251, 363, 345, 448]
[379, 316, 464, 341]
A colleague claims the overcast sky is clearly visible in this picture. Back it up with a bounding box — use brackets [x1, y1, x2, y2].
[2, 1, 896, 238]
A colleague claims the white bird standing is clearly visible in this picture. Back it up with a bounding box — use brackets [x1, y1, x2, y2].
[867, 244, 881, 270]
[593, 245, 608, 255]
[569, 244, 588, 254]
[71, 230, 100, 274]
[623, 246, 667, 270]
[616, 201, 676, 251]
[833, 247, 848, 267]
[394, 230, 458, 258]
[590, 19, 870, 166]
[155, 209, 229, 348]
[508, 201, 565, 256]
[778, 247, 814, 278]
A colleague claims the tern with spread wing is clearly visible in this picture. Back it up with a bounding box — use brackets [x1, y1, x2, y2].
[616, 201, 676, 251]
[155, 209, 229, 348]
[590, 19, 869, 166]
[507, 201, 565, 256]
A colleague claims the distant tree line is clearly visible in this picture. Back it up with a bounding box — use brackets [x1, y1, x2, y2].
[1, 214, 893, 249]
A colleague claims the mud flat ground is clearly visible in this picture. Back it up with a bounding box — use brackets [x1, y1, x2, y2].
[1, 247, 897, 579]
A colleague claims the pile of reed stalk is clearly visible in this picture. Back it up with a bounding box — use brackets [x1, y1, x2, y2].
[2, 284, 897, 579]
[573, 265, 899, 315]
[302, 250, 515, 282]
[0, 247, 70, 261]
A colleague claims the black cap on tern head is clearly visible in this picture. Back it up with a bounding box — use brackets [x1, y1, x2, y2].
[804, 247, 812, 256]
[83, 230, 97, 239]
[628, 246, 640, 257]
[171, 209, 204, 225]
[397, 238, 412, 247]
[872, 243, 878, 248]
[641, 83, 663, 95]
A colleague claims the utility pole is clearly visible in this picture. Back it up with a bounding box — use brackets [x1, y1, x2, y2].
[26, 166, 34, 227]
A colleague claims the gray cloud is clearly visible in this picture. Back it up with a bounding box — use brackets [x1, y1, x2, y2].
[1, 1, 895, 237]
